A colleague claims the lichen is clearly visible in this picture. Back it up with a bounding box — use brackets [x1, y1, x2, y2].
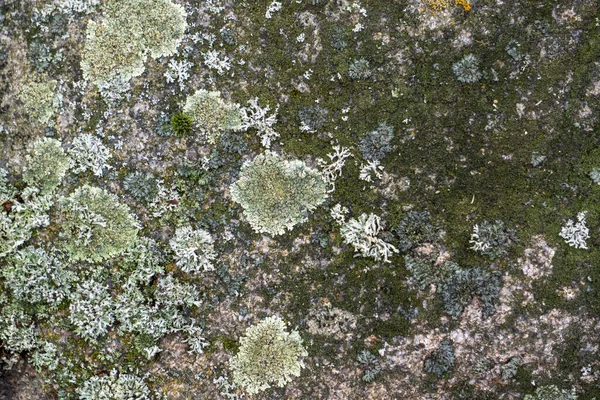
[230, 151, 327, 236]
[229, 316, 308, 394]
[169, 226, 216, 274]
[358, 121, 395, 161]
[18, 79, 61, 125]
[59, 185, 139, 262]
[81, 0, 187, 87]
[452, 54, 483, 83]
[183, 89, 243, 143]
[23, 138, 71, 194]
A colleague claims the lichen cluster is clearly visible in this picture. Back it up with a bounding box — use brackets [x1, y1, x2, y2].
[229, 316, 308, 394]
[230, 151, 327, 235]
[81, 0, 187, 86]
[77, 370, 152, 400]
[358, 121, 395, 161]
[182, 89, 243, 143]
[1, 0, 599, 398]
[3, 246, 75, 306]
[23, 138, 71, 194]
[59, 185, 139, 262]
[169, 226, 216, 273]
[18, 78, 61, 125]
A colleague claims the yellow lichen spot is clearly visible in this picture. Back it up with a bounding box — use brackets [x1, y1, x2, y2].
[427, 0, 452, 11]
[455, 0, 471, 11]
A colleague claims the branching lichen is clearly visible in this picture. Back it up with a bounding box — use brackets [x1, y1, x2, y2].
[68, 134, 112, 177]
[68, 279, 115, 341]
[0, 187, 53, 258]
[78, 370, 152, 400]
[170, 226, 216, 273]
[4, 246, 75, 306]
[469, 220, 518, 259]
[339, 213, 399, 263]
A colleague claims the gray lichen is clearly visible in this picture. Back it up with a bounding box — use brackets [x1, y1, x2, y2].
[423, 340, 455, 378]
[452, 54, 483, 83]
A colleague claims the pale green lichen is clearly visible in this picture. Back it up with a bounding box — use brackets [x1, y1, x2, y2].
[348, 58, 372, 80]
[340, 212, 399, 263]
[59, 185, 139, 262]
[68, 133, 112, 177]
[18, 79, 61, 125]
[0, 168, 16, 202]
[0, 305, 40, 353]
[0, 187, 53, 258]
[115, 273, 200, 340]
[230, 151, 327, 235]
[104, 0, 187, 59]
[31, 341, 59, 371]
[81, 20, 146, 86]
[68, 279, 115, 341]
[452, 53, 483, 83]
[23, 137, 71, 194]
[77, 370, 152, 400]
[81, 0, 187, 86]
[229, 316, 308, 394]
[183, 89, 243, 143]
[169, 226, 216, 274]
[356, 350, 381, 382]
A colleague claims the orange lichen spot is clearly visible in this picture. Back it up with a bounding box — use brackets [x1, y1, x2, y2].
[455, 0, 471, 11]
[427, 0, 452, 11]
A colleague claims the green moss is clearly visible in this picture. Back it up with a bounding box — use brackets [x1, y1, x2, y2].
[220, 336, 239, 352]
[514, 365, 535, 393]
[170, 111, 193, 136]
[343, 259, 413, 339]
